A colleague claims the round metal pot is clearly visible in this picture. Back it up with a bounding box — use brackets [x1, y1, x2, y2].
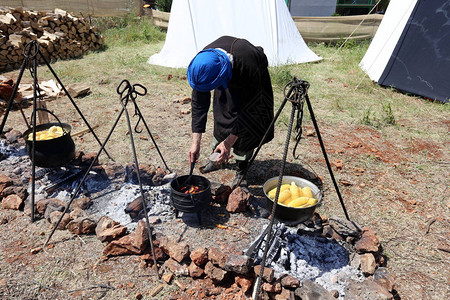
[23, 122, 76, 168]
[263, 176, 322, 224]
[170, 175, 212, 213]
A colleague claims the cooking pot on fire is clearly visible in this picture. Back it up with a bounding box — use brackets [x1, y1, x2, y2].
[263, 176, 322, 224]
[22, 109, 75, 168]
[170, 174, 212, 213]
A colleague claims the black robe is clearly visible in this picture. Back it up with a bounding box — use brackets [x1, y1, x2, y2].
[191, 36, 274, 152]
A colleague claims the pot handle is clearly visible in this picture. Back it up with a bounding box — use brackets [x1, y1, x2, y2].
[30, 108, 69, 135]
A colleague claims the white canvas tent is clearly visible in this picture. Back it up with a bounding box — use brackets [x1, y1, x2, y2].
[360, 0, 450, 103]
[147, 0, 322, 68]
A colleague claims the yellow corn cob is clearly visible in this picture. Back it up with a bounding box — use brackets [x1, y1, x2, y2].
[307, 197, 318, 205]
[290, 182, 300, 199]
[287, 196, 309, 207]
[277, 189, 292, 204]
[268, 184, 291, 199]
[302, 187, 314, 198]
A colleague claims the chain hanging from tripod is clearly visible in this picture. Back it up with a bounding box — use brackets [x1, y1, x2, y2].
[285, 77, 310, 160]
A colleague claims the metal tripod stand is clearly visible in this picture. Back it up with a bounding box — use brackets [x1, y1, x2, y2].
[249, 77, 351, 299]
[44, 79, 171, 278]
[0, 41, 112, 222]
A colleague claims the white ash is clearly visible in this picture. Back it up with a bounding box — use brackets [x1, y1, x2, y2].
[87, 182, 174, 231]
[0, 139, 26, 157]
[251, 224, 363, 299]
[315, 265, 364, 299]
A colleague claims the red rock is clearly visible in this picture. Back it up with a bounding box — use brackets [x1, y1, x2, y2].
[103, 235, 141, 256]
[102, 162, 126, 180]
[96, 216, 127, 243]
[81, 152, 99, 165]
[36, 198, 65, 215]
[162, 258, 189, 276]
[1, 186, 27, 200]
[69, 208, 88, 219]
[224, 254, 252, 274]
[235, 275, 253, 293]
[133, 220, 150, 252]
[262, 281, 281, 293]
[190, 247, 208, 266]
[49, 211, 72, 230]
[208, 247, 228, 268]
[188, 261, 205, 278]
[212, 185, 232, 204]
[72, 197, 91, 210]
[1, 194, 23, 210]
[5, 129, 22, 143]
[275, 288, 295, 300]
[204, 261, 229, 284]
[280, 274, 300, 288]
[360, 253, 376, 275]
[355, 227, 380, 253]
[140, 245, 166, 262]
[226, 187, 250, 213]
[66, 217, 96, 235]
[345, 278, 393, 300]
[0, 174, 13, 198]
[253, 265, 274, 283]
[373, 267, 396, 292]
[162, 272, 174, 283]
[160, 236, 190, 263]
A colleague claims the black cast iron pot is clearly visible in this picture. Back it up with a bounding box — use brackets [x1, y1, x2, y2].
[263, 176, 322, 224]
[170, 175, 212, 213]
[23, 122, 75, 168]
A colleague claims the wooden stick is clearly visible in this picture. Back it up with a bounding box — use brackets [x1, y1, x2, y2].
[72, 124, 99, 137]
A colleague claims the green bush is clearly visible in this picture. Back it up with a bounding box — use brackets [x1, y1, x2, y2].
[155, 0, 173, 12]
[101, 15, 166, 46]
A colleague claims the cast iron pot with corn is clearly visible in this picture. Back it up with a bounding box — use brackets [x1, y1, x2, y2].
[22, 109, 75, 168]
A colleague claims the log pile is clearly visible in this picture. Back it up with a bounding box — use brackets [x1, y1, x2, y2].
[0, 7, 104, 71]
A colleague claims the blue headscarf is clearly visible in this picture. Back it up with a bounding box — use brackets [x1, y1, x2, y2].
[187, 48, 232, 92]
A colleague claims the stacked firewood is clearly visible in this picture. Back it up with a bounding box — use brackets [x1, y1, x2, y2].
[0, 7, 104, 71]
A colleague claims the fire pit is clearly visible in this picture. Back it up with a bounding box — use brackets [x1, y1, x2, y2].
[170, 174, 212, 223]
